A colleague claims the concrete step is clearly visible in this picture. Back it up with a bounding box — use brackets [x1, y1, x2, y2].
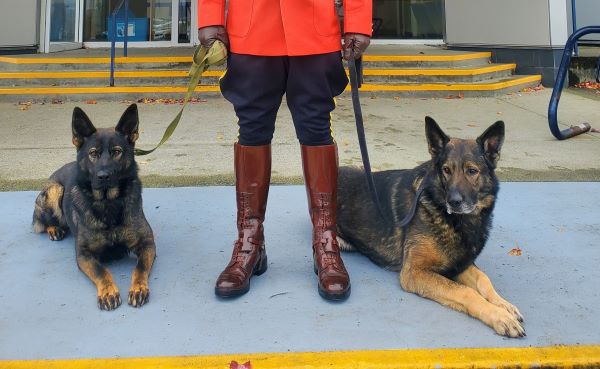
[0, 70, 224, 87]
[0, 64, 516, 87]
[0, 51, 493, 71]
[362, 64, 515, 83]
[0, 75, 541, 101]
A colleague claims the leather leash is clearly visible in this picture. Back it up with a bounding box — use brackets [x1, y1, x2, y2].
[134, 41, 227, 156]
[347, 56, 389, 222]
[347, 56, 426, 228]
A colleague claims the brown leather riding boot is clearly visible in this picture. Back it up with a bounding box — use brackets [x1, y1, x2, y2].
[301, 144, 350, 301]
[215, 143, 270, 298]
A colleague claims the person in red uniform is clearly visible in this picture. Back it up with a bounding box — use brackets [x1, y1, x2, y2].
[198, 0, 372, 301]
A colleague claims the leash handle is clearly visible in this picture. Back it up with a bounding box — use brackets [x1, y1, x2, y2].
[134, 41, 227, 156]
[347, 56, 388, 223]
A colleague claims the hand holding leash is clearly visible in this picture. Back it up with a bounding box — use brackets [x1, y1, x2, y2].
[198, 26, 230, 49]
[343, 33, 370, 60]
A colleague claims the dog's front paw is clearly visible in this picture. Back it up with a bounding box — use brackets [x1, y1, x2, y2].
[490, 297, 524, 323]
[97, 284, 122, 311]
[128, 283, 149, 308]
[487, 306, 525, 338]
[47, 226, 65, 241]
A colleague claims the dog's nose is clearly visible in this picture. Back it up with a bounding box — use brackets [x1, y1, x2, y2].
[96, 171, 110, 181]
[448, 192, 463, 207]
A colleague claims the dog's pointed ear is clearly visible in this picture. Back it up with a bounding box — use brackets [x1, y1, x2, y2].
[115, 104, 139, 144]
[425, 116, 449, 158]
[72, 107, 96, 149]
[477, 121, 505, 168]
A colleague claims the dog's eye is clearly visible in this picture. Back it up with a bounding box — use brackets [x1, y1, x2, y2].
[112, 148, 123, 157]
[442, 166, 451, 175]
[467, 168, 479, 175]
[88, 149, 98, 159]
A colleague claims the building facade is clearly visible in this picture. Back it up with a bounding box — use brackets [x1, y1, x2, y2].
[0, 0, 447, 53]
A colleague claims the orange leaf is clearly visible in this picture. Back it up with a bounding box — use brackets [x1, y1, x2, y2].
[508, 248, 522, 256]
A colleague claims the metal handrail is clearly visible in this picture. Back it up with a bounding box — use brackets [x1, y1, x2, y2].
[571, 0, 578, 56]
[547, 26, 600, 140]
[110, 0, 129, 87]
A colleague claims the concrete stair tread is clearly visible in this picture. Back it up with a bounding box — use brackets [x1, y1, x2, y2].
[359, 75, 540, 89]
[0, 51, 491, 65]
[0, 75, 541, 94]
[0, 63, 517, 79]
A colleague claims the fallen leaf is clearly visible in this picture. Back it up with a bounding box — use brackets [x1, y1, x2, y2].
[591, 127, 600, 133]
[445, 93, 464, 99]
[230, 361, 252, 369]
[85, 100, 97, 104]
[51, 98, 64, 104]
[521, 84, 545, 93]
[508, 248, 522, 256]
[574, 81, 600, 90]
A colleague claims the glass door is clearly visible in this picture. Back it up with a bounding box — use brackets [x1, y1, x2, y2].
[177, 0, 192, 43]
[45, 0, 83, 52]
[373, 0, 443, 40]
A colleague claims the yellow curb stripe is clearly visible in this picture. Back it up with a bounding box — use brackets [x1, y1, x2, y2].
[0, 56, 192, 64]
[0, 75, 540, 95]
[363, 51, 492, 62]
[361, 64, 516, 76]
[0, 85, 220, 95]
[0, 70, 224, 79]
[353, 75, 541, 91]
[0, 52, 491, 65]
[0, 65, 513, 80]
[1, 345, 600, 369]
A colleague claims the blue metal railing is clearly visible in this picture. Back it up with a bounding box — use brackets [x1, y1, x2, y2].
[548, 26, 600, 140]
[571, 0, 579, 56]
[110, 0, 129, 87]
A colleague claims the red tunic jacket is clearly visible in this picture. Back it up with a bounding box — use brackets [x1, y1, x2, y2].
[198, 0, 372, 56]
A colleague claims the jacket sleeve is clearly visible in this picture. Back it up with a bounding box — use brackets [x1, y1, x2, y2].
[343, 0, 373, 36]
[197, 0, 226, 28]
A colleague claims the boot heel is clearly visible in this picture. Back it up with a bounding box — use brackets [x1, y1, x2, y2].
[253, 250, 268, 276]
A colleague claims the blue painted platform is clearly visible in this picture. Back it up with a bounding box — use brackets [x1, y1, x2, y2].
[0, 183, 599, 360]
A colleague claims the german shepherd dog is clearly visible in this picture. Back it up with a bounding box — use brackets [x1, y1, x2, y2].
[337, 117, 525, 338]
[32, 104, 156, 311]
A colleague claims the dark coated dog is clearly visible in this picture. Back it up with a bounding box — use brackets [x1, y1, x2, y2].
[32, 104, 156, 311]
[337, 117, 525, 337]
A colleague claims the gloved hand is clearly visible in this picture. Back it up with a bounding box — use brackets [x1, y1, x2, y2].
[198, 26, 229, 49]
[342, 33, 371, 60]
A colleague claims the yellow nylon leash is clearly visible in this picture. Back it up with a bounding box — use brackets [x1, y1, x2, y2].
[134, 41, 227, 156]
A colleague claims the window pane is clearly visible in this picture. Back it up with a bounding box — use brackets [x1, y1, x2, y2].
[373, 0, 443, 39]
[50, 0, 77, 42]
[83, 0, 173, 42]
[178, 0, 191, 43]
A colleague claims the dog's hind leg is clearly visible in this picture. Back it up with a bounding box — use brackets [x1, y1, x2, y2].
[455, 264, 524, 323]
[32, 182, 68, 241]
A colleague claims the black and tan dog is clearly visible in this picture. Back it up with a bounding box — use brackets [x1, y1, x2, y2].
[32, 104, 156, 311]
[337, 117, 525, 337]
